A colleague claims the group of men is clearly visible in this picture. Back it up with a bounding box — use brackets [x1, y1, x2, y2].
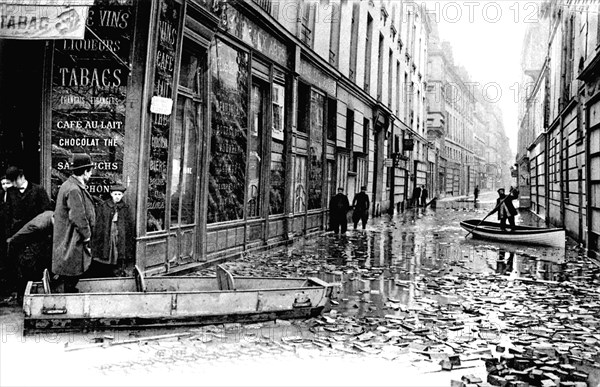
[2, 154, 133, 300]
[328, 186, 370, 234]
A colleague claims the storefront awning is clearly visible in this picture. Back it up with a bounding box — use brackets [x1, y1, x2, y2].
[0, 0, 94, 40]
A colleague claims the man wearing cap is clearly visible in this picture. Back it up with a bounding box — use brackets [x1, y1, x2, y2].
[490, 187, 519, 232]
[329, 187, 350, 234]
[90, 183, 134, 277]
[352, 186, 370, 230]
[4, 166, 51, 237]
[52, 154, 96, 292]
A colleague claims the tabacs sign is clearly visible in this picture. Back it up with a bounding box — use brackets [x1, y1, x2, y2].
[0, 1, 93, 40]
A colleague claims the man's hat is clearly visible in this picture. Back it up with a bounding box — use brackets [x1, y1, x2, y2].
[497, 188, 505, 193]
[361, 186, 367, 191]
[110, 183, 127, 193]
[71, 154, 94, 171]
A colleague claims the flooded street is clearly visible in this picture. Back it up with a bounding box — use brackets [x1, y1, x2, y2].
[1, 192, 599, 386]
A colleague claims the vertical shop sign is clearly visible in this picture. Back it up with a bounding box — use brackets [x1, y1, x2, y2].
[207, 39, 248, 223]
[51, 0, 135, 200]
[146, 0, 181, 232]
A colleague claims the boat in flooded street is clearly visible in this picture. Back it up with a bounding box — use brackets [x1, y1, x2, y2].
[22, 266, 334, 334]
[460, 219, 566, 248]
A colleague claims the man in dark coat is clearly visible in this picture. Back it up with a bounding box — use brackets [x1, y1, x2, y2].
[91, 184, 134, 278]
[329, 187, 350, 234]
[490, 187, 519, 232]
[474, 185, 480, 202]
[4, 167, 51, 297]
[420, 185, 428, 207]
[5, 166, 51, 237]
[52, 154, 96, 293]
[411, 185, 422, 208]
[352, 186, 370, 230]
[6, 210, 53, 301]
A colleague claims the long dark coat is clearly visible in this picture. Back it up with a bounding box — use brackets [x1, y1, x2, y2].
[92, 199, 134, 266]
[5, 182, 51, 236]
[52, 176, 96, 277]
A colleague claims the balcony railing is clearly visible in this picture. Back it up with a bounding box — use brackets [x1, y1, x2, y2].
[252, 0, 272, 13]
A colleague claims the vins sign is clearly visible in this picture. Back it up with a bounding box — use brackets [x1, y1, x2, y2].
[403, 138, 414, 152]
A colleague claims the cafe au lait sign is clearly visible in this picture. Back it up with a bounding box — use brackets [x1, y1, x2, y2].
[0, 1, 93, 39]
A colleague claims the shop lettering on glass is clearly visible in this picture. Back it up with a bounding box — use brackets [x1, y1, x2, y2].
[147, 0, 180, 232]
[51, 0, 134, 200]
[208, 40, 248, 223]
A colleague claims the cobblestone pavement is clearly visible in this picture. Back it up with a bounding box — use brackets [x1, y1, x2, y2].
[1, 191, 599, 386]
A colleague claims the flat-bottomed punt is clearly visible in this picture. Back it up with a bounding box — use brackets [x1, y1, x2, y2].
[460, 219, 565, 248]
[22, 266, 334, 334]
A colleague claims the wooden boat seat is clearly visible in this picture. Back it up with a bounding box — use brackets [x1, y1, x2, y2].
[216, 265, 236, 291]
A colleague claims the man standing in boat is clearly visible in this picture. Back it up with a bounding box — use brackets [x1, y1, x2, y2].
[490, 187, 519, 232]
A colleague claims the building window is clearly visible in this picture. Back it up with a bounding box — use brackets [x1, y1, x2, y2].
[396, 61, 401, 116]
[336, 152, 349, 191]
[349, 3, 360, 82]
[208, 40, 248, 223]
[388, 48, 393, 108]
[308, 90, 325, 210]
[355, 155, 367, 191]
[270, 83, 285, 215]
[293, 155, 307, 213]
[301, 1, 315, 47]
[346, 108, 354, 149]
[363, 118, 369, 153]
[364, 13, 373, 92]
[377, 33, 384, 100]
[327, 97, 337, 141]
[329, 1, 341, 66]
[297, 81, 310, 133]
[403, 72, 409, 121]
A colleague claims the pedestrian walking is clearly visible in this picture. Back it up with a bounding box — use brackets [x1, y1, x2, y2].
[420, 185, 428, 207]
[329, 187, 350, 234]
[52, 154, 96, 293]
[489, 187, 519, 232]
[90, 183, 134, 278]
[411, 185, 421, 208]
[352, 186, 370, 230]
[6, 210, 54, 302]
[474, 185, 479, 202]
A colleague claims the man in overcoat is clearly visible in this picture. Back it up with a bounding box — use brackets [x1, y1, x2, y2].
[52, 154, 96, 293]
[329, 187, 350, 234]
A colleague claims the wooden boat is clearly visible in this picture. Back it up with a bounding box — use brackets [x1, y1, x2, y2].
[460, 219, 565, 248]
[22, 266, 334, 334]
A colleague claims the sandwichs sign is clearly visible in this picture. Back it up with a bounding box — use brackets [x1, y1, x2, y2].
[0, 0, 93, 40]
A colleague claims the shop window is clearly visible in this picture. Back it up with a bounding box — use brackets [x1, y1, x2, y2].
[294, 155, 307, 213]
[208, 40, 249, 223]
[308, 90, 324, 210]
[170, 97, 200, 226]
[346, 109, 354, 149]
[297, 81, 310, 133]
[270, 83, 286, 215]
[247, 83, 264, 218]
